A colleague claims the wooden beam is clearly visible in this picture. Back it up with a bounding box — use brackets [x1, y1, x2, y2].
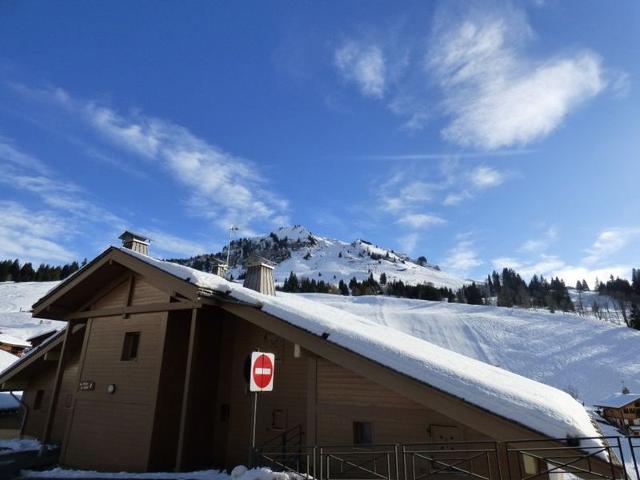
[33, 247, 200, 320]
[1, 381, 28, 390]
[39, 321, 73, 455]
[175, 308, 199, 471]
[64, 301, 202, 320]
[43, 351, 60, 361]
[74, 274, 129, 315]
[122, 274, 136, 319]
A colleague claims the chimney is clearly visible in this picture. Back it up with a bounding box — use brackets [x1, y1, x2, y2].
[243, 255, 276, 296]
[119, 231, 151, 256]
[210, 258, 228, 277]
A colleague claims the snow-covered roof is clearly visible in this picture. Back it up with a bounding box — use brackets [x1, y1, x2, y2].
[0, 350, 19, 373]
[0, 333, 31, 348]
[118, 247, 600, 441]
[595, 393, 640, 409]
[296, 294, 640, 406]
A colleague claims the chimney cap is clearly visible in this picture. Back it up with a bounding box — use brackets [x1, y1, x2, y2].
[119, 230, 151, 245]
[244, 255, 275, 269]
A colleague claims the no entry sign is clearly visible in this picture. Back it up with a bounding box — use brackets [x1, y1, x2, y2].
[249, 352, 275, 392]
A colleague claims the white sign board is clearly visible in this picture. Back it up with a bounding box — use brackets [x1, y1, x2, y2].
[249, 351, 275, 392]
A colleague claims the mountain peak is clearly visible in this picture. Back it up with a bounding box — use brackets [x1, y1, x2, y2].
[172, 226, 468, 290]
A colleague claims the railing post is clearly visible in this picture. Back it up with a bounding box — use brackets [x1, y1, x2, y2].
[496, 441, 506, 480]
[394, 444, 401, 480]
[312, 446, 317, 480]
[616, 436, 629, 480]
[628, 437, 640, 480]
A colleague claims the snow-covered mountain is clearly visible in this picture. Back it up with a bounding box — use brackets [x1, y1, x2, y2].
[174, 225, 469, 290]
[301, 293, 640, 406]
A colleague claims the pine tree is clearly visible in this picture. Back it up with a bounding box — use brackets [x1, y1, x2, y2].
[630, 303, 640, 330]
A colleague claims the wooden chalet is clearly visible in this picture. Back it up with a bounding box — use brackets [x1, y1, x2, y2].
[0, 235, 621, 478]
[595, 393, 640, 436]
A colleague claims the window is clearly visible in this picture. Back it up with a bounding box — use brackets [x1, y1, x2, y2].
[33, 390, 44, 410]
[121, 332, 140, 361]
[353, 421, 373, 445]
[522, 454, 539, 475]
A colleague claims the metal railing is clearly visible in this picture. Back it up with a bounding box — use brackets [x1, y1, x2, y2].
[254, 436, 640, 480]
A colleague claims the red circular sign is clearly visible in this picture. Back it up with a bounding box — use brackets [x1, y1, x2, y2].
[252, 354, 274, 389]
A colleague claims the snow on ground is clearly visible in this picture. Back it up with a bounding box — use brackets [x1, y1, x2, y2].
[299, 294, 640, 406]
[0, 438, 40, 454]
[118, 247, 601, 441]
[570, 289, 631, 325]
[0, 282, 58, 313]
[0, 282, 64, 344]
[23, 466, 295, 480]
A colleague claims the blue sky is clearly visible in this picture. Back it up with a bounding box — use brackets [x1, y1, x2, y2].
[0, 0, 638, 285]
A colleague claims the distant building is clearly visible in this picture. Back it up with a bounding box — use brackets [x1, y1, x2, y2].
[0, 333, 31, 356]
[26, 330, 59, 349]
[595, 393, 640, 436]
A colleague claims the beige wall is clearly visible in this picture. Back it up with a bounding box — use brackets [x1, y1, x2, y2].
[61, 276, 169, 472]
[22, 345, 81, 443]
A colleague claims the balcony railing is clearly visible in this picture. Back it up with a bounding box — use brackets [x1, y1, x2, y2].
[253, 436, 640, 480]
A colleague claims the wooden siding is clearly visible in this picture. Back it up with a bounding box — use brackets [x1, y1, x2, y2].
[220, 312, 308, 467]
[61, 275, 170, 471]
[218, 311, 488, 467]
[21, 346, 81, 442]
[315, 358, 488, 445]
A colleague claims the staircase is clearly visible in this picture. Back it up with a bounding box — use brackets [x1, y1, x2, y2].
[254, 424, 305, 471]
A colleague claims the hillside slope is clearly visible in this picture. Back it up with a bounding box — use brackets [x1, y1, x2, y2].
[302, 294, 640, 405]
[175, 225, 468, 290]
[0, 281, 64, 346]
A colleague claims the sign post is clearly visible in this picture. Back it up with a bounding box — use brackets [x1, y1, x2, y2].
[248, 351, 275, 466]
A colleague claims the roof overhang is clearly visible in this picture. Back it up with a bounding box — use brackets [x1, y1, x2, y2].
[0, 323, 85, 391]
[32, 247, 200, 321]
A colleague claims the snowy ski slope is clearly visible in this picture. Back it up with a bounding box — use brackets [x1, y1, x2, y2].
[302, 294, 640, 406]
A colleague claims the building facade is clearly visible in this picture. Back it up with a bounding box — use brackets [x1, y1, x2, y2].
[0, 242, 617, 477]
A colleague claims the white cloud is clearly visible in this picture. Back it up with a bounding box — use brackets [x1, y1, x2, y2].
[141, 230, 210, 258]
[0, 138, 49, 174]
[0, 163, 124, 228]
[398, 233, 419, 254]
[442, 163, 509, 206]
[519, 226, 558, 253]
[335, 41, 386, 98]
[428, 15, 606, 149]
[491, 254, 633, 287]
[397, 213, 445, 229]
[492, 254, 566, 278]
[17, 85, 289, 233]
[0, 201, 76, 263]
[442, 239, 482, 276]
[469, 166, 506, 189]
[492, 226, 639, 286]
[584, 227, 640, 265]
